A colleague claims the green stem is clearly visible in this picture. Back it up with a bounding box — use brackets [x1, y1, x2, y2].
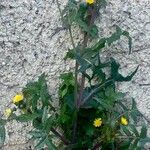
[68, 26, 79, 143]
[77, 5, 95, 108]
[56, 0, 64, 25]
[68, 26, 78, 108]
[68, 27, 76, 48]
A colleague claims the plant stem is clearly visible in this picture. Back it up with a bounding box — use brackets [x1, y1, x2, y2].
[56, 0, 64, 26]
[68, 26, 79, 144]
[77, 5, 95, 108]
[72, 6, 95, 143]
[51, 127, 70, 145]
[77, 32, 88, 108]
[68, 26, 78, 107]
[92, 143, 101, 150]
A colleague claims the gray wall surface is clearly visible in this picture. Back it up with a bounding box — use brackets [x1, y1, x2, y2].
[0, 0, 150, 149]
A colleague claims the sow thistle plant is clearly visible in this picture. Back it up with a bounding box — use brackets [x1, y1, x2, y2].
[0, 0, 150, 149]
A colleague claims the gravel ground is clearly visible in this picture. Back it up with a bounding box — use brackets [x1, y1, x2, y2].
[0, 0, 150, 149]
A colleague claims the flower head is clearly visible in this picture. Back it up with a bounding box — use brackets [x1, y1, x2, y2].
[86, 0, 95, 5]
[12, 94, 24, 104]
[120, 116, 128, 126]
[93, 118, 102, 127]
[4, 108, 12, 118]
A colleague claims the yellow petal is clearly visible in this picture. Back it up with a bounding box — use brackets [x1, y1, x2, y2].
[4, 108, 12, 118]
[93, 118, 102, 127]
[12, 94, 24, 104]
[86, 0, 95, 5]
[121, 117, 128, 126]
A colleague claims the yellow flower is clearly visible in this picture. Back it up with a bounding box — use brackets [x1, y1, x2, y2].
[120, 116, 128, 126]
[93, 118, 102, 127]
[86, 0, 95, 5]
[4, 108, 12, 118]
[12, 94, 24, 104]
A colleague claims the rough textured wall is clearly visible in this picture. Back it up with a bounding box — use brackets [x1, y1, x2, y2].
[0, 0, 150, 149]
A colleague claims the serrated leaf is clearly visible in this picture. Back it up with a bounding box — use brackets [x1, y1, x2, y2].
[88, 25, 98, 38]
[106, 26, 132, 54]
[64, 49, 75, 60]
[130, 138, 139, 149]
[91, 38, 106, 53]
[43, 117, 54, 132]
[61, 88, 68, 98]
[29, 130, 47, 139]
[76, 53, 92, 73]
[15, 113, 40, 122]
[110, 57, 139, 82]
[92, 65, 106, 82]
[107, 26, 122, 46]
[139, 137, 150, 147]
[42, 106, 48, 123]
[34, 137, 47, 150]
[129, 124, 139, 137]
[119, 102, 129, 111]
[140, 125, 147, 139]
[122, 31, 132, 54]
[46, 138, 56, 150]
[131, 99, 137, 110]
[86, 126, 94, 136]
[121, 126, 131, 136]
[120, 140, 131, 149]
[0, 119, 5, 148]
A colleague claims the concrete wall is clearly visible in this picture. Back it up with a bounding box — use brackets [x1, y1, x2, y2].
[0, 0, 150, 149]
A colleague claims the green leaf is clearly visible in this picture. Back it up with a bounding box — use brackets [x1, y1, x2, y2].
[106, 26, 132, 54]
[76, 53, 92, 73]
[60, 72, 74, 86]
[131, 99, 137, 110]
[120, 140, 131, 149]
[15, 113, 40, 122]
[29, 130, 47, 139]
[59, 72, 75, 99]
[129, 138, 139, 149]
[23, 73, 52, 111]
[119, 102, 129, 111]
[129, 124, 139, 137]
[62, 0, 78, 27]
[140, 125, 147, 139]
[43, 117, 54, 132]
[42, 106, 48, 123]
[130, 99, 141, 122]
[122, 31, 132, 54]
[86, 126, 94, 136]
[139, 137, 150, 147]
[91, 38, 106, 53]
[110, 57, 139, 82]
[64, 49, 75, 60]
[121, 126, 131, 136]
[96, 0, 107, 9]
[107, 26, 122, 46]
[89, 25, 99, 38]
[0, 119, 5, 148]
[92, 64, 106, 82]
[39, 74, 51, 107]
[61, 88, 68, 98]
[46, 138, 56, 150]
[34, 137, 47, 150]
